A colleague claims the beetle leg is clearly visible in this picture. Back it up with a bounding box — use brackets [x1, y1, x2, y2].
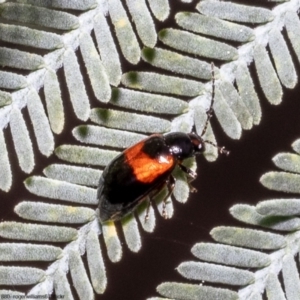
[144, 180, 168, 221]
[144, 175, 176, 222]
[144, 186, 164, 222]
[178, 163, 197, 193]
[187, 182, 197, 193]
[178, 163, 197, 179]
[144, 182, 167, 222]
[200, 62, 215, 137]
[144, 197, 152, 222]
[162, 175, 176, 219]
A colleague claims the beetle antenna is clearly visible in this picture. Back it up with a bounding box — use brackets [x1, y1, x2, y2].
[204, 140, 230, 156]
[198, 63, 230, 156]
[200, 62, 215, 137]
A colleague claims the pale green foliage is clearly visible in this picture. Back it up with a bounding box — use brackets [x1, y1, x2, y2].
[55, 145, 119, 166]
[15, 202, 95, 223]
[80, 32, 111, 102]
[235, 62, 261, 125]
[9, 107, 34, 173]
[148, 298, 172, 300]
[0, 47, 44, 70]
[230, 204, 300, 231]
[24, 176, 97, 204]
[63, 48, 90, 120]
[282, 254, 300, 300]
[0, 222, 78, 242]
[0, 130, 12, 192]
[293, 139, 300, 153]
[141, 47, 213, 79]
[159, 28, 238, 61]
[122, 72, 204, 96]
[53, 269, 73, 300]
[213, 89, 242, 139]
[191, 243, 271, 268]
[69, 250, 94, 299]
[121, 215, 142, 253]
[285, 11, 300, 66]
[44, 164, 101, 187]
[94, 12, 121, 86]
[269, 28, 297, 89]
[254, 45, 283, 105]
[0, 3, 79, 30]
[90, 108, 171, 133]
[176, 12, 255, 42]
[111, 88, 189, 114]
[102, 221, 122, 262]
[137, 200, 156, 232]
[0, 71, 27, 90]
[261, 172, 300, 193]
[192, 103, 218, 161]
[211, 226, 286, 249]
[126, 0, 157, 47]
[27, 89, 54, 156]
[1, 0, 300, 299]
[72, 125, 146, 148]
[170, 110, 194, 133]
[44, 70, 64, 134]
[197, 1, 274, 23]
[178, 261, 255, 285]
[257, 199, 300, 216]
[108, 0, 140, 64]
[172, 166, 190, 203]
[266, 273, 286, 300]
[272, 153, 300, 173]
[0, 91, 12, 107]
[157, 282, 239, 300]
[15, 0, 97, 10]
[86, 230, 107, 294]
[147, 0, 170, 21]
[155, 187, 174, 219]
[0, 266, 45, 285]
[0, 243, 62, 261]
[0, 24, 63, 49]
[219, 80, 253, 130]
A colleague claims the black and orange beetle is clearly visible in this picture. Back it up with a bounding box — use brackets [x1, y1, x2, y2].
[97, 65, 229, 223]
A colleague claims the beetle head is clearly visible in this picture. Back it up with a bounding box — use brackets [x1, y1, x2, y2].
[164, 132, 205, 160]
[188, 132, 206, 155]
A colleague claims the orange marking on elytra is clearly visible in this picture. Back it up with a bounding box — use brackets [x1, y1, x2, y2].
[125, 141, 174, 184]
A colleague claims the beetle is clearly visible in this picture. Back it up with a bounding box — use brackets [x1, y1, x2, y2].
[97, 64, 229, 223]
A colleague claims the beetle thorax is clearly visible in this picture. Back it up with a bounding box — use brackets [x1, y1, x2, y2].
[164, 132, 205, 160]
